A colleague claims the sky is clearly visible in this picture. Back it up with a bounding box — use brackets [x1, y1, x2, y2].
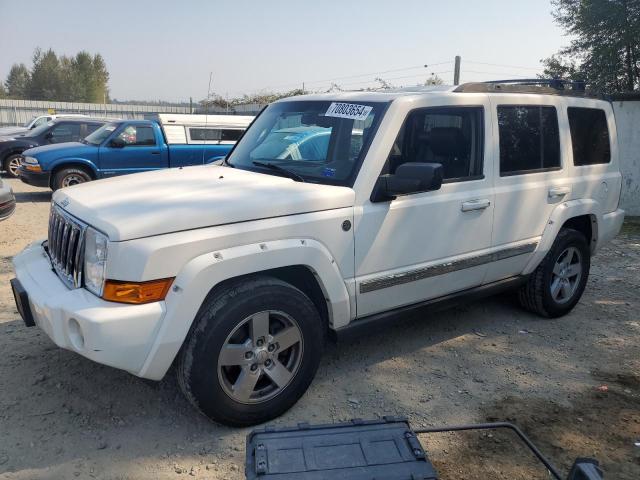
[0, 0, 568, 102]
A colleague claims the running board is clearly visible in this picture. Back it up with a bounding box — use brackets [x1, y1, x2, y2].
[334, 276, 528, 341]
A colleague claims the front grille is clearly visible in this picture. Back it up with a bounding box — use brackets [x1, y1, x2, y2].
[47, 205, 86, 289]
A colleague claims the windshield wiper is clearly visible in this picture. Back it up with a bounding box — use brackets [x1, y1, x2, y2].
[252, 161, 305, 182]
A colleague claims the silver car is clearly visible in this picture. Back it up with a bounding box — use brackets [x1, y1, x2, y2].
[0, 178, 16, 220]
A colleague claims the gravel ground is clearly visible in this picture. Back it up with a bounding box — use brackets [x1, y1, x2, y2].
[1, 177, 639, 480]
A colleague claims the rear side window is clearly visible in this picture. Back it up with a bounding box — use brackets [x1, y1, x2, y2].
[190, 128, 221, 141]
[498, 106, 560, 176]
[86, 123, 103, 135]
[568, 107, 611, 166]
[221, 129, 243, 141]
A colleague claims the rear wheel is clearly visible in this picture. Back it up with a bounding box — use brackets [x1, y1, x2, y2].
[52, 167, 92, 191]
[3, 154, 22, 178]
[518, 228, 590, 318]
[177, 276, 325, 426]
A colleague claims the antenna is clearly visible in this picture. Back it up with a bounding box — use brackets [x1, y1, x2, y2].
[202, 72, 213, 164]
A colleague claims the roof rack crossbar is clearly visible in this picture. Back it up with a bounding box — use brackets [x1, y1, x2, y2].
[453, 78, 602, 98]
[482, 78, 586, 91]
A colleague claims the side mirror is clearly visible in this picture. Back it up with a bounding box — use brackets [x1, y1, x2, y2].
[372, 162, 443, 202]
[109, 137, 125, 148]
[44, 132, 53, 140]
[206, 155, 226, 165]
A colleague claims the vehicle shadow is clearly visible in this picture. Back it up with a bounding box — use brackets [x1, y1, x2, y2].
[0, 293, 528, 477]
[14, 190, 52, 203]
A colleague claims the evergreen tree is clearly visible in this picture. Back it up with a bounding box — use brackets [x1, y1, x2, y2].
[29, 48, 62, 99]
[3, 48, 111, 101]
[4, 63, 31, 98]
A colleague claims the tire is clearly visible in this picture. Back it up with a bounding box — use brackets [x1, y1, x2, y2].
[3, 154, 22, 178]
[52, 167, 92, 191]
[518, 228, 590, 318]
[177, 276, 325, 426]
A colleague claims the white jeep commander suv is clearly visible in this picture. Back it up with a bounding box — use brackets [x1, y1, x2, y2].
[12, 81, 625, 426]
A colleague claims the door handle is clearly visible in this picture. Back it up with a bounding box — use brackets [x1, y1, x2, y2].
[548, 186, 571, 198]
[461, 199, 491, 212]
[151, 151, 160, 155]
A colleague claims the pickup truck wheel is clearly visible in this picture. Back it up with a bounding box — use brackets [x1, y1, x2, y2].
[3, 154, 22, 178]
[518, 228, 590, 318]
[52, 167, 91, 191]
[177, 276, 324, 426]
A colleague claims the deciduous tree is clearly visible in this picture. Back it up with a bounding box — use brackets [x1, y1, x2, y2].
[542, 0, 640, 92]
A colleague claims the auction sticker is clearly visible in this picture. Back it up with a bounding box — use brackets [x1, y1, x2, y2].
[325, 102, 372, 121]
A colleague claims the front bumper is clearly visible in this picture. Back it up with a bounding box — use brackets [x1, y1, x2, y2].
[0, 184, 16, 220]
[18, 166, 50, 188]
[12, 241, 166, 377]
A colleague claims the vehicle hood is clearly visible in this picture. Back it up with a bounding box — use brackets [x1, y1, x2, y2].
[25, 142, 98, 163]
[52, 165, 355, 241]
[0, 126, 28, 136]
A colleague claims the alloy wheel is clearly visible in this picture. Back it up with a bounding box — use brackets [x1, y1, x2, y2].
[217, 310, 303, 404]
[550, 246, 582, 304]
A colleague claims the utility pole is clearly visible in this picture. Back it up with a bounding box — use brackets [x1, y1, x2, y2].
[454, 56, 461, 85]
[189, 97, 193, 114]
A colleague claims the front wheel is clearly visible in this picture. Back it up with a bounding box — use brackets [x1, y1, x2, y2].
[177, 276, 325, 426]
[518, 228, 591, 318]
[3, 154, 22, 178]
[52, 167, 92, 191]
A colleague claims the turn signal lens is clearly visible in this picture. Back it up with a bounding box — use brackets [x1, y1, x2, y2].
[25, 164, 42, 172]
[102, 278, 174, 304]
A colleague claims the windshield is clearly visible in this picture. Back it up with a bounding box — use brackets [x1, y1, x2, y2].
[226, 100, 387, 186]
[23, 122, 54, 138]
[84, 122, 119, 145]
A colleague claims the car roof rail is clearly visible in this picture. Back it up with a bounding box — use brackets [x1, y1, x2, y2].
[453, 78, 604, 98]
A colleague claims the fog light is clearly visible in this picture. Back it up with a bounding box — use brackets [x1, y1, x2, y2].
[68, 318, 85, 350]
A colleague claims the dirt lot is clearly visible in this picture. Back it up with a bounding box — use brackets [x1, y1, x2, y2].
[1, 177, 639, 479]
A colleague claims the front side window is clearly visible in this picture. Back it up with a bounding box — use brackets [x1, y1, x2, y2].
[50, 123, 81, 143]
[382, 106, 484, 182]
[116, 125, 156, 146]
[498, 106, 560, 176]
[568, 107, 611, 166]
[227, 100, 387, 186]
[190, 128, 221, 141]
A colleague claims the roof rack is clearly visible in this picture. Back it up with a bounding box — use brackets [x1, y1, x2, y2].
[454, 78, 602, 98]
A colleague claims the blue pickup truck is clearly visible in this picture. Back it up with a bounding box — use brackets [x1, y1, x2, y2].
[18, 115, 253, 190]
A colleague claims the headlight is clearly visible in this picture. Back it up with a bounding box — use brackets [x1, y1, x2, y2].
[84, 227, 108, 296]
[22, 156, 42, 172]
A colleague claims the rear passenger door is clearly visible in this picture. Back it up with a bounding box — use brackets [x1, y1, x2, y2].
[485, 96, 570, 282]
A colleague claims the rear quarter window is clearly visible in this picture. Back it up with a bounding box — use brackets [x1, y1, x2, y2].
[568, 107, 611, 166]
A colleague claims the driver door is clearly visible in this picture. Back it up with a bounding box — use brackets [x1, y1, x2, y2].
[354, 104, 495, 317]
[99, 124, 168, 177]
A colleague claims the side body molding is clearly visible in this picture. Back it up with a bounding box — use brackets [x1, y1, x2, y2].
[138, 238, 350, 380]
[522, 199, 600, 275]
